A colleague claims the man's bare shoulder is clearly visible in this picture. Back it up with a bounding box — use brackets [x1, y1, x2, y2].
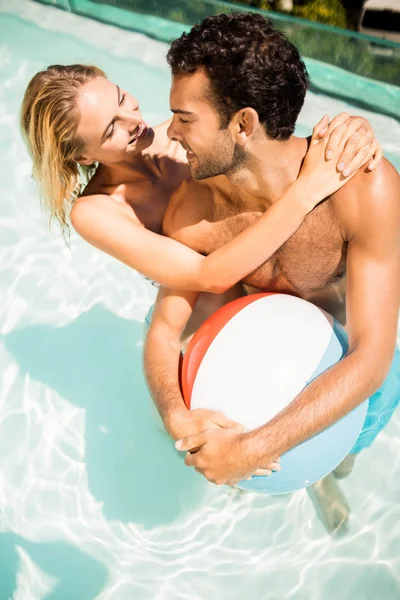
[332, 158, 400, 243]
[163, 175, 228, 241]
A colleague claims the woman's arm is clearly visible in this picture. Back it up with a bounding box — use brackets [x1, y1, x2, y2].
[71, 116, 380, 293]
[183, 114, 381, 292]
[70, 181, 308, 293]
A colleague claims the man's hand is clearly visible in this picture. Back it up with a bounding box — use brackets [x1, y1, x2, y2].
[176, 428, 281, 485]
[312, 113, 382, 174]
[167, 407, 245, 442]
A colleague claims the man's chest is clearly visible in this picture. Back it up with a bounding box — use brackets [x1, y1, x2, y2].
[190, 201, 347, 296]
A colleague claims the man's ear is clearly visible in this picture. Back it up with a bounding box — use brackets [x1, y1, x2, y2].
[75, 154, 94, 166]
[235, 107, 260, 145]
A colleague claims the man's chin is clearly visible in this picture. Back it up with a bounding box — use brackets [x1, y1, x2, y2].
[191, 170, 207, 181]
[190, 164, 221, 181]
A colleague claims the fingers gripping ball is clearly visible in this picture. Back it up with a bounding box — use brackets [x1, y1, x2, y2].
[181, 293, 368, 495]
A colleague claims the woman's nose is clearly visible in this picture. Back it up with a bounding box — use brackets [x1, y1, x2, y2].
[125, 111, 138, 121]
[120, 109, 140, 125]
[120, 110, 141, 135]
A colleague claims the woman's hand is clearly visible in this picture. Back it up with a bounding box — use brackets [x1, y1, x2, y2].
[312, 113, 382, 173]
[298, 113, 381, 211]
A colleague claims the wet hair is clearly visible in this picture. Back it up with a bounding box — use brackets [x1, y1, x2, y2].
[20, 64, 106, 236]
[167, 12, 309, 140]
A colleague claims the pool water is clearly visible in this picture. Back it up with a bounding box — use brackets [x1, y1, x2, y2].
[0, 1, 400, 599]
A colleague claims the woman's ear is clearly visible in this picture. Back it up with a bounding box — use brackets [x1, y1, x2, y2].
[75, 154, 94, 166]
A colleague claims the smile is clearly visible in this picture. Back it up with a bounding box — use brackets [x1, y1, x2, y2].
[128, 122, 147, 145]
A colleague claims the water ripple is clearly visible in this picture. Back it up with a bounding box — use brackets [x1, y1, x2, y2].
[0, 2, 399, 599]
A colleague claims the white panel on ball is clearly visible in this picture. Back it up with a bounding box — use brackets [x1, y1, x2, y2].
[191, 294, 341, 430]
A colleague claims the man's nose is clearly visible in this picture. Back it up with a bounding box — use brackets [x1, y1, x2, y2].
[167, 118, 180, 142]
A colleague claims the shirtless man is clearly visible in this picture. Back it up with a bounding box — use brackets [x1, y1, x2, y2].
[144, 13, 400, 534]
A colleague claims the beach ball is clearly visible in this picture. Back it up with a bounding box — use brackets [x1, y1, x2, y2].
[181, 293, 368, 494]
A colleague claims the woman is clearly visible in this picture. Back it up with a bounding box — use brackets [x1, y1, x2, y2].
[20, 64, 381, 292]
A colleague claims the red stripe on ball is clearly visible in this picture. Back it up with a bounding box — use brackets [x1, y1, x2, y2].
[182, 293, 275, 407]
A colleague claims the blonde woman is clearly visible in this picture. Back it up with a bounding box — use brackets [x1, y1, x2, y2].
[21, 64, 381, 293]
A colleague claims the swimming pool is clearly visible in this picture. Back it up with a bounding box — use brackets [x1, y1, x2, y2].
[0, 1, 399, 598]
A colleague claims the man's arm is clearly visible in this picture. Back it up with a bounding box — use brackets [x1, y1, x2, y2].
[249, 160, 400, 460]
[143, 179, 240, 439]
[178, 160, 400, 483]
[143, 286, 197, 437]
[143, 286, 248, 441]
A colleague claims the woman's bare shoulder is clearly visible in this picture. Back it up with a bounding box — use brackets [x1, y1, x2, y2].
[71, 192, 139, 236]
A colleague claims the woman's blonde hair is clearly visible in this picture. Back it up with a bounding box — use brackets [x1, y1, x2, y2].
[20, 64, 106, 237]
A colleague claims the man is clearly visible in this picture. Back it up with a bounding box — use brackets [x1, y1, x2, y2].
[144, 13, 400, 533]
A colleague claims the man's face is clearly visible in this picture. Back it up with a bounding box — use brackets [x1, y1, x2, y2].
[167, 70, 245, 180]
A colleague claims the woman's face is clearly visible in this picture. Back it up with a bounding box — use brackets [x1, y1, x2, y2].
[76, 76, 153, 164]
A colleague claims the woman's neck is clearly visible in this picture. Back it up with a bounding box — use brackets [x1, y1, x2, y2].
[97, 119, 186, 185]
[98, 153, 155, 184]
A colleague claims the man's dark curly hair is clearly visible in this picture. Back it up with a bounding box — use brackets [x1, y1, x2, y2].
[167, 13, 309, 141]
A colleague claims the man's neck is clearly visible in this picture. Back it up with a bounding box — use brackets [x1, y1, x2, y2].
[227, 136, 308, 205]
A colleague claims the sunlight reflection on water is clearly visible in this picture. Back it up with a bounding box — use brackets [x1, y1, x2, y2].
[0, 1, 399, 599]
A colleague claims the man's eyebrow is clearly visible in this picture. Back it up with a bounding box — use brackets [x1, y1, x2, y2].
[170, 109, 193, 115]
[101, 85, 120, 141]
